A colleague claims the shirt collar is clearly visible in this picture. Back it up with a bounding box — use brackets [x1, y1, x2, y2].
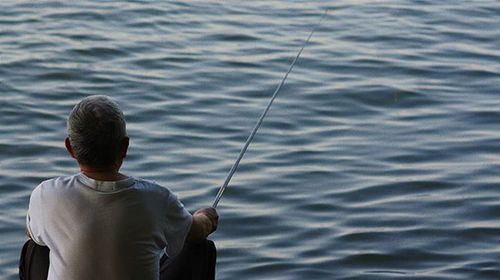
[77, 173, 135, 192]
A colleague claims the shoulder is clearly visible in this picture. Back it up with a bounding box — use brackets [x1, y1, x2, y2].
[28, 174, 80, 216]
[31, 174, 79, 196]
[131, 177, 176, 199]
[131, 178, 189, 216]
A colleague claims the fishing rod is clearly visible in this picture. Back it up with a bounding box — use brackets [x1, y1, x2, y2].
[212, 10, 328, 208]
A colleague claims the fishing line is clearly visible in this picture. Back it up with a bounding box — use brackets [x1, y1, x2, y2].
[212, 9, 328, 208]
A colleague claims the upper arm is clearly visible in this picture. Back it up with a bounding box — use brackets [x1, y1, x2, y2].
[26, 186, 46, 246]
[163, 192, 193, 257]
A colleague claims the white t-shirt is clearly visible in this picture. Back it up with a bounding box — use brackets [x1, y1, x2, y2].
[27, 173, 193, 280]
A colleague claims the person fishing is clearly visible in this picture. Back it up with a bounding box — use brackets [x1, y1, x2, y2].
[20, 95, 219, 280]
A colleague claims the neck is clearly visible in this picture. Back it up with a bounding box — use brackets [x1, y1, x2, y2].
[80, 166, 127, 181]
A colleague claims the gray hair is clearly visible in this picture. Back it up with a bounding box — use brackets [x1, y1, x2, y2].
[67, 95, 127, 168]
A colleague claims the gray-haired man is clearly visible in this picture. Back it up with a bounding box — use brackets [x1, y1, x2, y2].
[21, 95, 218, 280]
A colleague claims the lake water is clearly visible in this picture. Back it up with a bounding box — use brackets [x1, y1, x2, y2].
[1, 1, 500, 279]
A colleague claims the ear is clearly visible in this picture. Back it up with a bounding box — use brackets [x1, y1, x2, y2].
[120, 137, 129, 159]
[65, 137, 77, 159]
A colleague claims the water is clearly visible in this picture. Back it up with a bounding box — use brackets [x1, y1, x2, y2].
[1, 1, 500, 279]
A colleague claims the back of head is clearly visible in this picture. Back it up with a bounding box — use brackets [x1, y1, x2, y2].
[67, 95, 127, 168]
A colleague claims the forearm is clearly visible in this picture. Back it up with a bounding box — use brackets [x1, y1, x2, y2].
[187, 214, 213, 241]
[186, 207, 218, 241]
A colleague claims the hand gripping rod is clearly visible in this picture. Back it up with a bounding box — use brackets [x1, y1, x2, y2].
[212, 10, 328, 208]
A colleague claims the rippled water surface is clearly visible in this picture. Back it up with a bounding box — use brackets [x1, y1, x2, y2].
[1, 1, 500, 279]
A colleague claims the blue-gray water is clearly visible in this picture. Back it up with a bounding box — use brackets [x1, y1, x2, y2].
[1, 1, 500, 279]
